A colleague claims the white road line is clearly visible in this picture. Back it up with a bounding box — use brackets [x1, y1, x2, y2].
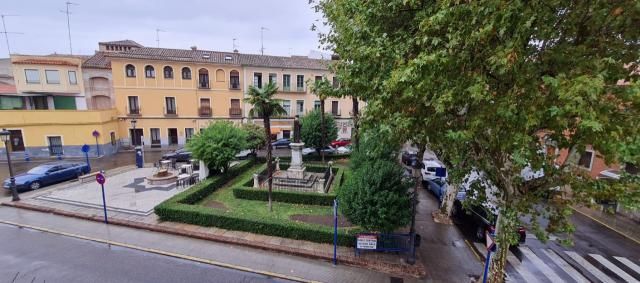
[564, 251, 615, 283]
[541, 249, 588, 283]
[507, 253, 542, 283]
[590, 254, 639, 283]
[520, 247, 564, 282]
[615, 257, 640, 276]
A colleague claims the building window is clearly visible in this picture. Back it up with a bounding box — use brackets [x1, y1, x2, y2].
[282, 100, 291, 117]
[296, 75, 304, 91]
[198, 68, 210, 88]
[577, 150, 594, 170]
[145, 65, 155, 78]
[185, 128, 195, 141]
[332, 76, 339, 88]
[53, 96, 77, 110]
[0, 96, 25, 110]
[314, 100, 321, 111]
[31, 96, 48, 110]
[110, 132, 116, 146]
[199, 98, 211, 116]
[8, 130, 25, 151]
[168, 128, 178, 145]
[229, 70, 240, 89]
[215, 69, 225, 82]
[68, 71, 77, 85]
[253, 72, 262, 88]
[47, 136, 63, 156]
[125, 64, 136, 77]
[128, 96, 140, 114]
[182, 67, 192, 79]
[150, 128, 161, 147]
[163, 66, 173, 79]
[296, 100, 304, 114]
[165, 97, 176, 115]
[283, 74, 291, 91]
[315, 75, 322, 82]
[45, 70, 61, 84]
[331, 101, 339, 115]
[282, 130, 291, 139]
[269, 73, 277, 85]
[25, 69, 40, 83]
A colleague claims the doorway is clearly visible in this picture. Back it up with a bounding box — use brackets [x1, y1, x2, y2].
[129, 129, 143, 146]
[150, 128, 161, 148]
[168, 128, 178, 145]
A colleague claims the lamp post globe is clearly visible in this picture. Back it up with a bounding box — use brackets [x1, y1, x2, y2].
[1, 128, 20, 201]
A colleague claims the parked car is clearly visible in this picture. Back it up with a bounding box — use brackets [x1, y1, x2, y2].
[401, 151, 419, 167]
[235, 149, 257, 160]
[162, 148, 192, 162]
[331, 138, 351, 147]
[421, 159, 447, 181]
[336, 145, 352, 154]
[424, 178, 448, 204]
[451, 199, 526, 244]
[319, 146, 336, 155]
[302, 147, 316, 155]
[271, 138, 291, 149]
[3, 161, 90, 191]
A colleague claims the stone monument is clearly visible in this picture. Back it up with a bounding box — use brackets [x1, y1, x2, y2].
[287, 115, 306, 179]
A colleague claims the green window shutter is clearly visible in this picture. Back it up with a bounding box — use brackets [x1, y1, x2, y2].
[0, 96, 24, 110]
[53, 96, 77, 110]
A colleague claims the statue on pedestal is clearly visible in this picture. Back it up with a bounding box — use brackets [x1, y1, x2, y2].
[293, 115, 301, 143]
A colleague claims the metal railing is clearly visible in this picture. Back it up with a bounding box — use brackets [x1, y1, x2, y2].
[199, 106, 212, 117]
[229, 107, 242, 118]
[164, 106, 177, 116]
[229, 81, 240, 90]
[126, 106, 141, 115]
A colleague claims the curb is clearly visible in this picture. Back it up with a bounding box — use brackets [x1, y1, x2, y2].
[1, 201, 426, 279]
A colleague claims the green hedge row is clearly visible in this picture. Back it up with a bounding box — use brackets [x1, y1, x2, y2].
[232, 187, 336, 206]
[154, 160, 358, 246]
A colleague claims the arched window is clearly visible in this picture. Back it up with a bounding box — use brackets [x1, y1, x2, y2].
[198, 68, 209, 89]
[215, 69, 225, 82]
[229, 70, 240, 89]
[181, 67, 191, 80]
[144, 65, 155, 78]
[163, 66, 173, 79]
[125, 64, 136, 77]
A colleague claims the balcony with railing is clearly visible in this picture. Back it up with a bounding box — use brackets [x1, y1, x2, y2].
[126, 106, 141, 116]
[229, 107, 242, 118]
[229, 81, 240, 90]
[199, 106, 212, 117]
[164, 106, 178, 117]
[280, 86, 306, 93]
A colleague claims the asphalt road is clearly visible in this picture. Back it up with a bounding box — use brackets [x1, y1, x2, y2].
[0, 223, 290, 283]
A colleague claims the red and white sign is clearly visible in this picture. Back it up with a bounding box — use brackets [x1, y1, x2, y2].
[95, 173, 106, 185]
[356, 235, 377, 250]
[486, 232, 496, 252]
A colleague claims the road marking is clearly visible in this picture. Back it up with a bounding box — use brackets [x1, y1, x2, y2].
[519, 247, 564, 282]
[507, 252, 542, 283]
[465, 239, 482, 262]
[564, 251, 615, 283]
[615, 256, 640, 276]
[571, 206, 640, 246]
[541, 249, 588, 283]
[0, 220, 315, 283]
[589, 254, 639, 283]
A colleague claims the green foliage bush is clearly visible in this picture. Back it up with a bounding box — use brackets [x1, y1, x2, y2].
[300, 109, 338, 150]
[232, 187, 336, 206]
[241, 123, 267, 153]
[187, 121, 247, 174]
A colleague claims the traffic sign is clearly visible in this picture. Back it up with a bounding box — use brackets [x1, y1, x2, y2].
[96, 172, 106, 185]
[81, 144, 90, 153]
[92, 130, 100, 137]
[486, 232, 496, 252]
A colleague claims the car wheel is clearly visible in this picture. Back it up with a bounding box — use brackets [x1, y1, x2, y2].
[30, 181, 41, 190]
[475, 226, 485, 242]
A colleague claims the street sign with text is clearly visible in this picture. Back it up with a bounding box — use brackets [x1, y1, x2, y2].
[356, 235, 377, 250]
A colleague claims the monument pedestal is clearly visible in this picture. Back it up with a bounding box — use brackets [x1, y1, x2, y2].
[287, 142, 306, 179]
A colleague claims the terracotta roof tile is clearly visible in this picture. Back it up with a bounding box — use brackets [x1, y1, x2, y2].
[82, 52, 111, 69]
[98, 40, 143, 47]
[0, 82, 17, 94]
[12, 59, 78, 67]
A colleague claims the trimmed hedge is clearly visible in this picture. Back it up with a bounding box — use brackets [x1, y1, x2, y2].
[233, 187, 336, 206]
[154, 160, 358, 246]
[275, 153, 351, 162]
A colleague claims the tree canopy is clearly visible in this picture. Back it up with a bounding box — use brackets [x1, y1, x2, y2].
[187, 121, 247, 174]
[241, 123, 267, 154]
[300, 109, 338, 149]
[317, 0, 640, 279]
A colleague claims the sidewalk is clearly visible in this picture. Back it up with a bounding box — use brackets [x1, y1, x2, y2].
[0, 205, 413, 283]
[572, 205, 640, 244]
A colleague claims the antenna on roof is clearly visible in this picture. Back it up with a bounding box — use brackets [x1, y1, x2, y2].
[155, 28, 165, 48]
[260, 27, 269, 55]
[0, 14, 23, 55]
[233, 38, 238, 52]
[60, 1, 78, 55]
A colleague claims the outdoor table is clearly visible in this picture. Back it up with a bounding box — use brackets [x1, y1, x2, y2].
[160, 160, 171, 170]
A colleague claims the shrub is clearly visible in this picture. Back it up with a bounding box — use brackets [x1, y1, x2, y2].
[241, 123, 267, 154]
[300, 109, 338, 151]
[233, 187, 336, 206]
[187, 121, 247, 174]
[338, 159, 413, 232]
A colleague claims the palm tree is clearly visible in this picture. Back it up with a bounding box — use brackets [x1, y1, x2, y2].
[309, 78, 335, 163]
[244, 82, 286, 212]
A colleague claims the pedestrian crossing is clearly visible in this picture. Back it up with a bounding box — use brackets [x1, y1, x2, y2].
[506, 246, 640, 283]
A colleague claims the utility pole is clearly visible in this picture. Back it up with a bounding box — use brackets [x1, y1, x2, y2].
[61, 1, 78, 55]
[155, 28, 165, 48]
[260, 27, 268, 55]
[0, 14, 22, 55]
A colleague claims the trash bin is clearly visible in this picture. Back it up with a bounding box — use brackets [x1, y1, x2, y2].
[135, 146, 144, 168]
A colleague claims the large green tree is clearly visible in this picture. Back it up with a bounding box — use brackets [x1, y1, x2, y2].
[300, 109, 338, 154]
[318, 0, 640, 280]
[187, 121, 247, 174]
[245, 82, 287, 212]
[309, 77, 337, 162]
[241, 123, 267, 155]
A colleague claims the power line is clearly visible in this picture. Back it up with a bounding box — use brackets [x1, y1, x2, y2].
[0, 14, 23, 55]
[60, 2, 78, 55]
[155, 28, 165, 48]
[260, 27, 268, 55]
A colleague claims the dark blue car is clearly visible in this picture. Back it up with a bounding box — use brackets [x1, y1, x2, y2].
[3, 161, 90, 191]
[271, 138, 291, 149]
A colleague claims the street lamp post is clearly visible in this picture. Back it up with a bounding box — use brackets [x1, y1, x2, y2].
[1, 129, 20, 201]
[131, 119, 137, 146]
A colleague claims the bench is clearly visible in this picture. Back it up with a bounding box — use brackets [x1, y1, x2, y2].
[79, 171, 101, 183]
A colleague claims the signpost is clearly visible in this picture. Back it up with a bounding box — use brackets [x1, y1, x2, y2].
[333, 199, 338, 265]
[482, 232, 497, 283]
[81, 144, 91, 172]
[92, 130, 101, 157]
[356, 235, 378, 250]
[95, 171, 108, 224]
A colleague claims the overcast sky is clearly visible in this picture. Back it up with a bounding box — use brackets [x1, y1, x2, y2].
[0, 0, 328, 58]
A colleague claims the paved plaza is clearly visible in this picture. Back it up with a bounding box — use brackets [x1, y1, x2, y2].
[35, 167, 191, 216]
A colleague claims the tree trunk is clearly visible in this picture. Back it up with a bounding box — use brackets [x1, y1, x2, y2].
[351, 96, 359, 150]
[490, 211, 509, 283]
[263, 116, 273, 212]
[320, 98, 326, 163]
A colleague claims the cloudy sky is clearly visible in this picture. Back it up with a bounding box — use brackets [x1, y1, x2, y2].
[0, 0, 328, 58]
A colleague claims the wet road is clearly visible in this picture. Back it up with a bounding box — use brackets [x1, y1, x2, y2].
[0, 223, 290, 283]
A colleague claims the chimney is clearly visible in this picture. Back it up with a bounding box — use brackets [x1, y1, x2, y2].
[190, 46, 197, 51]
[233, 49, 239, 53]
